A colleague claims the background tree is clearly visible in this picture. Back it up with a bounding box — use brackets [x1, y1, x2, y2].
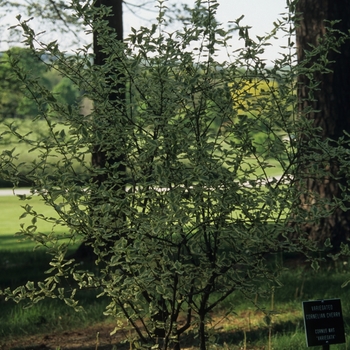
[70, 0, 126, 261]
[0, 46, 82, 121]
[91, 0, 124, 196]
[0, 47, 48, 119]
[296, 0, 350, 250]
[52, 77, 81, 107]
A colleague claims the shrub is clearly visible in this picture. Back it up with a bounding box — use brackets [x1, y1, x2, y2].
[1, 1, 350, 349]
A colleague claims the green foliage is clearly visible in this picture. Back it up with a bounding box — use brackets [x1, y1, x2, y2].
[0, 248, 108, 339]
[0, 47, 44, 119]
[0, 47, 81, 120]
[51, 77, 81, 106]
[1, 0, 350, 349]
[0, 195, 68, 245]
[0, 118, 85, 186]
[2, 256, 350, 348]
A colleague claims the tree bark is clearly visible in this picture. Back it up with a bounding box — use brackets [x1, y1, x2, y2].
[71, 0, 125, 262]
[91, 0, 125, 182]
[296, 0, 350, 249]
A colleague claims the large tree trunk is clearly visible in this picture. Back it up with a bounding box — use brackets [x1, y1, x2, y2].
[91, 0, 125, 183]
[296, 0, 350, 249]
[71, 0, 125, 262]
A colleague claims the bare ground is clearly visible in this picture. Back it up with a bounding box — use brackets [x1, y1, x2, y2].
[0, 323, 130, 350]
[0, 311, 289, 350]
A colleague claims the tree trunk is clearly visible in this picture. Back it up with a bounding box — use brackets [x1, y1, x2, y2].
[296, 0, 350, 249]
[91, 0, 125, 184]
[199, 316, 206, 350]
[70, 0, 125, 262]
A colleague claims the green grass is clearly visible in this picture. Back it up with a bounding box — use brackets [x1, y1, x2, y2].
[0, 118, 88, 188]
[0, 195, 68, 250]
[1, 243, 350, 349]
[0, 118, 315, 348]
[0, 286, 109, 341]
[0, 297, 110, 337]
[0, 247, 109, 342]
[0, 117, 288, 182]
[206, 262, 350, 349]
[0, 118, 69, 164]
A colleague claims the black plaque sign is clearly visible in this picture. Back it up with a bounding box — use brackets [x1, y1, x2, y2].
[302, 299, 345, 347]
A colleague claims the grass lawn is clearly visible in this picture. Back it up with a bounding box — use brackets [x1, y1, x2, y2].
[1, 202, 350, 350]
[1, 120, 344, 349]
[1, 252, 350, 349]
[0, 195, 69, 250]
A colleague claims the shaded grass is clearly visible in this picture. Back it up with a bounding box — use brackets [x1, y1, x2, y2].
[0, 291, 109, 340]
[2, 247, 350, 348]
[202, 258, 350, 349]
[0, 249, 107, 340]
[208, 319, 350, 349]
[1, 194, 349, 348]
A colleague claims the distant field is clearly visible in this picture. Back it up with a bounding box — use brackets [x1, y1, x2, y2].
[0, 115, 289, 252]
[0, 119, 87, 186]
[0, 119, 57, 165]
[0, 195, 68, 250]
